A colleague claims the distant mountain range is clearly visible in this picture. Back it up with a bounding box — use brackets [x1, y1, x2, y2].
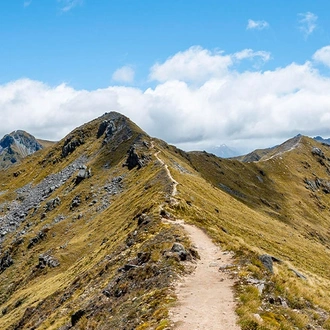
[314, 135, 330, 145]
[207, 144, 240, 158]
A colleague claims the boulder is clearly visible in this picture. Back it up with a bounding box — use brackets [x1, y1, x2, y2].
[259, 254, 273, 273]
[70, 196, 81, 210]
[45, 197, 61, 212]
[311, 147, 325, 158]
[171, 243, 188, 261]
[37, 254, 60, 269]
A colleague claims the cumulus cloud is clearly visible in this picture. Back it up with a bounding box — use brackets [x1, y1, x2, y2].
[298, 12, 317, 38]
[149, 46, 233, 83]
[112, 66, 135, 83]
[58, 0, 83, 12]
[149, 46, 270, 84]
[2, 46, 330, 154]
[313, 45, 330, 67]
[246, 19, 269, 30]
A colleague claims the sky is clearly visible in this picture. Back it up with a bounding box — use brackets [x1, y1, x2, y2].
[2, 0, 330, 154]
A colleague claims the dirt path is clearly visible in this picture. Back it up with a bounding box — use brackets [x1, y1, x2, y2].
[168, 222, 240, 329]
[153, 147, 240, 329]
[154, 150, 178, 197]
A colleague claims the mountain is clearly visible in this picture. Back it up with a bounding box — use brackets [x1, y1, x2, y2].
[234, 135, 303, 162]
[207, 144, 240, 158]
[314, 135, 330, 145]
[0, 130, 46, 169]
[0, 112, 329, 329]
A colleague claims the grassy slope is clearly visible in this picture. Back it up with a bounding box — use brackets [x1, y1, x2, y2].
[155, 138, 330, 329]
[0, 114, 192, 329]
[0, 116, 329, 329]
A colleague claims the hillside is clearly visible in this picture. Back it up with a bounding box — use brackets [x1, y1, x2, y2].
[0, 112, 329, 329]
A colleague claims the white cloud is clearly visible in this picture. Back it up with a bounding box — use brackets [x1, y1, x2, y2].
[149, 46, 270, 84]
[298, 12, 318, 38]
[2, 46, 330, 154]
[149, 46, 233, 83]
[112, 66, 135, 83]
[246, 19, 269, 30]
[313, 45, 330, 67]
[58, 0, 83, 12]
[233, 49, 271, 62]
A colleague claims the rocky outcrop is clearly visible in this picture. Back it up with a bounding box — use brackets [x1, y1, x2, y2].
[0, 250, 13, 273]
[36, 254, 60, 269]
[171, 243, 189, 261]
[259, 254, 274, 273]
[311, 147, 325, 158]
[304, 177, 330, 193]
[70, 195, 81, 210]
[96, 113, 133, 148]
[61, 131, 86, 158]
[45, 197, 61, 212]
[124, 146, 150, 170]
[27, 229, 49, 249]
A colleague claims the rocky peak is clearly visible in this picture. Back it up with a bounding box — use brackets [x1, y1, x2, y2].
[0, 130, 43, 169]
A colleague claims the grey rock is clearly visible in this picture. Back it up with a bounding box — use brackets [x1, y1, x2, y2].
[259, 254, 273, 273]
[77, 165, 91, 179]
[289, 268, 307, 280]
[97, 120, 109, 138]
[304, 177, 330, 193]
[311, 147, 325, 158]
[61, 132, 85, 158]
[124, 146, 150, 170]
[104, 176, 123, 195]
[171, 243, 188, 261]
[45, 197, 61, 212]
[70, 196, 81, 210]
[37, 254, 60, 269]
[28, 229, 49, 249]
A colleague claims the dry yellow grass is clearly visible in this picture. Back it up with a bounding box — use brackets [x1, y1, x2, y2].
[0, 114, 329, 329]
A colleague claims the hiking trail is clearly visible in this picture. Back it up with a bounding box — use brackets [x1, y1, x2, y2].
[154, 147, 240, 329]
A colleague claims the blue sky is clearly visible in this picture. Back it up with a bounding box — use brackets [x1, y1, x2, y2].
[2, 0, 329, 89]
[1, 0, 330, 153]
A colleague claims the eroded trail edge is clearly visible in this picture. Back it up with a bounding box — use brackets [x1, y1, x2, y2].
[154, 148, 240, 329]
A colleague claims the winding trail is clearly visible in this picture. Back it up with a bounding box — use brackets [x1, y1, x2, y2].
[154, 150, 178, 197]
[154, 147, 240, 329]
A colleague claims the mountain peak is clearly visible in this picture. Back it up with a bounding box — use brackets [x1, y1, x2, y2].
[0, 130, 43, 169]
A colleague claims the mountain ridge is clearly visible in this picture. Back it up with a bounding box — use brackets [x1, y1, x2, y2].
[0, 112, 329, 329]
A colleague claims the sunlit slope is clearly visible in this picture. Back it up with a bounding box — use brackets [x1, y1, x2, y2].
[0, 113, 188, 329]
[0, 113, 329, 329]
